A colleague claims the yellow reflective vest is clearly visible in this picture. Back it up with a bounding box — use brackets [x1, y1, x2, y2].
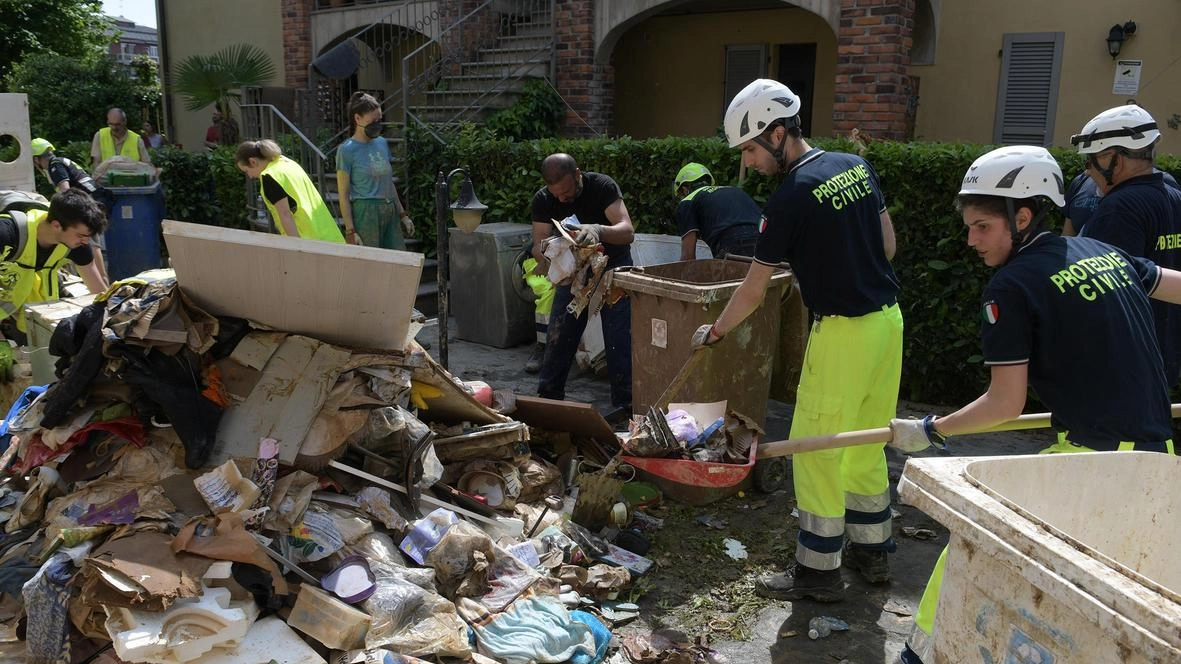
[0, 209, 69, 332]
[260, 156, 345, 243]
[98, 127, 142, 161]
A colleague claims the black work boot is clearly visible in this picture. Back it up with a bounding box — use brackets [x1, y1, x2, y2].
[524, 342, 545, 374]
[843, 544, 891, 584]
[754, 563, 844, 602]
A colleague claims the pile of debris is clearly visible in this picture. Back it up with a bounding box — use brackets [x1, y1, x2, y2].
[0, 272, 724, 664]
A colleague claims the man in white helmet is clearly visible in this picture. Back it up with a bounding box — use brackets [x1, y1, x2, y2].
[889, 146, 1181, 664]
[1071, 104, 1181, 386]
[692, 78, 902, 602]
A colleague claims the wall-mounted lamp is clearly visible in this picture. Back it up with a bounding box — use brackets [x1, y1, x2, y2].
[434, 167, 487, 369]
[1107, 21, 1136, 59]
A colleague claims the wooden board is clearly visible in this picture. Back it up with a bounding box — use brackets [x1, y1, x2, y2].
[212, 335, 351, 464]
[512, 395, 618, 446]
[162, 220, 423, 351]
[0, 94, 34, 192]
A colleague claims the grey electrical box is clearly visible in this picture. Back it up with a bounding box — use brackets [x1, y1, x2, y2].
[449, 222, 535, 348]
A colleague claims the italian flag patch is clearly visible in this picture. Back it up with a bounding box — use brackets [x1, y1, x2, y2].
[983, 300, 999, 324]
[759, 216, 768, 234]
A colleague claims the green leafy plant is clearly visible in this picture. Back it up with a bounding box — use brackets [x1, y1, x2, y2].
[485, 79, 565, 141]
[171, 43, 277, 143]
[0, 0, 108, 83]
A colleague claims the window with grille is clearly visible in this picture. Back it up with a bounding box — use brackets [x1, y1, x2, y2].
[993, 33, 1064, 146]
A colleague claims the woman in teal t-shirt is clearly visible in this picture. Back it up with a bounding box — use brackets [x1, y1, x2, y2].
[335, 92, 415, 249]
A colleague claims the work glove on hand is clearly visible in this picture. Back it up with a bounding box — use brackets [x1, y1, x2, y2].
[888, 415, 947, 453]
[401, 216, 416, 237]
[574, 223, 602, 247]
[691, 323, 723, 350]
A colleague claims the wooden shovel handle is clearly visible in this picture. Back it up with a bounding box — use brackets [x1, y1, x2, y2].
[755, 403, 1181, 460]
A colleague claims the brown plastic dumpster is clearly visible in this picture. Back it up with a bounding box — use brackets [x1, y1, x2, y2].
[614, 259, 796, 429]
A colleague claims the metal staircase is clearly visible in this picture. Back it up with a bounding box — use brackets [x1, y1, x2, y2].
[242, 0, 555, 316]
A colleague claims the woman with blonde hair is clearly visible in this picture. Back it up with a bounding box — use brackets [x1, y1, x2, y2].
[335, 92, 414, 248]
[235, 139, 344, 243]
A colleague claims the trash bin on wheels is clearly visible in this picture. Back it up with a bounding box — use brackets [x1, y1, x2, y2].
[104, 182, 164, 281]
[614, 258, 794, 428]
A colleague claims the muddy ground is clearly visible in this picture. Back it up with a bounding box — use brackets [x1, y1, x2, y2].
[436, 324, 1050, 664]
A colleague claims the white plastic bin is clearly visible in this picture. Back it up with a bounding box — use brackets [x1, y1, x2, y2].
[899, 452, 1181, 664]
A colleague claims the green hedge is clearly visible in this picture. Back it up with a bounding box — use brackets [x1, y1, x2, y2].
[143, 130, 1181, 406]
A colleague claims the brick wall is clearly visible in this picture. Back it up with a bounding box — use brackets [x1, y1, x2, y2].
[553, 0, 613, 137]
[834, 0, 915, 140]
[281, 0, 312, 89]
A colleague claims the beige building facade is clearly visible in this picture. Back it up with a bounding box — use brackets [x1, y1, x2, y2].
[156, 0, 1181, 152]
[157, 0, 284, 151]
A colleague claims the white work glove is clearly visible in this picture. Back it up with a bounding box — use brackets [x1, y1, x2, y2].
[888, 415, 947, 453]
[691, 323, 723, 350]
[574, 223, 602, 247]
[401, 215, 416, 238]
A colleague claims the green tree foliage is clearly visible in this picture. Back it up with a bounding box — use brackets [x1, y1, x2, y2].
[5, 53, 162, 144]
[0, 0, 109, 83]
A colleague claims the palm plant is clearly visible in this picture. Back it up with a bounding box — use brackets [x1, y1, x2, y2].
[172, 43, 277, 143]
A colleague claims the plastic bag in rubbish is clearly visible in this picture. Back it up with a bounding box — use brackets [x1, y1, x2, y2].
[664, 409, 700, 444]
[362, 559, 473, 658]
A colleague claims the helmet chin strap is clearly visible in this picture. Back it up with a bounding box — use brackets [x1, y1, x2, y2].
[1092, 152, 1118, 187]
[1004, 199, 1050, 263]
[753, 118, 800, 172]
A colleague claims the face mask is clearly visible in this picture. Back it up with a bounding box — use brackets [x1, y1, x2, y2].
[363, 123, 382, 139]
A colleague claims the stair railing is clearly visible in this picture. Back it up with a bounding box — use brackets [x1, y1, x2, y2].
[401, 0, 555, 140]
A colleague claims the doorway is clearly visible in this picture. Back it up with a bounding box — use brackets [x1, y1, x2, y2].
[777, 43, 816, 136]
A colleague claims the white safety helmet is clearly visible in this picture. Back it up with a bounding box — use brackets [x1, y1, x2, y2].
[723, 79, 802, 148]
[1070, 104, 1160, 154]
[959, 146, 1065, 207]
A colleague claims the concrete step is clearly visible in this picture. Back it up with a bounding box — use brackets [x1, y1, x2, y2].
[415, 280, 438, 317]
[460, 59, 549, 79]
[421, 89, 519, 108]
[443, 75, 533, 93]
[479, 46, 552, 64]
[408, 105, 498, 124]
[495, 34, 552, 51]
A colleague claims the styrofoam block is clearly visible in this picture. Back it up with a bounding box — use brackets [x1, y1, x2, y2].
[190, 616, 325, 664]
[104, 586, 259, 663]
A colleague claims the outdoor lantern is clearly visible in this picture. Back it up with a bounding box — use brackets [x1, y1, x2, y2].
[450, 175, 488, 233]
[434, 168, 487, 368]
[1107, 21, 1136, 59]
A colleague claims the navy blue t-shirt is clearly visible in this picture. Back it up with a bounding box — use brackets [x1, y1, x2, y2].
[675, 186, 760, 255]
[1066, 169, 1180, 234]
[981, 233, 1171, 448]
[754, 149, 898, 316]
[1080, 171, 1181, 384]
[532, 171, 631, 262]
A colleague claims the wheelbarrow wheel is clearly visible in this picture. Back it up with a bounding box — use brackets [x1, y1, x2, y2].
[752, 457, 788, 493]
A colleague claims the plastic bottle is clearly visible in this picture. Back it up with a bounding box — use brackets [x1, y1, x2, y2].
[807, 616, 850, 640]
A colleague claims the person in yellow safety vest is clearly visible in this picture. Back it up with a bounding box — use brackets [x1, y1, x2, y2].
[0, 189, 109, 345]
[90, 108, 152, 167]
[234, 140, 345, 243]
[888, 146, 1181, 664]
[521, 253, 554, 373]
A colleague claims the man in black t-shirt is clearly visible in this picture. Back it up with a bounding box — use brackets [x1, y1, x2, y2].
[890, 146, 1181, 664]
[672, 162, 761, 260]
[1071, 105, 1181, 387]
[696, 79, 902, 603]
[1062, 168, 1178, 236]
[530, 153, 635, 415]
